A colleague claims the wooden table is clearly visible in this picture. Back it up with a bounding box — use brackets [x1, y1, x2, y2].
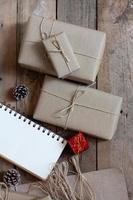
[0, 0, 133, 198]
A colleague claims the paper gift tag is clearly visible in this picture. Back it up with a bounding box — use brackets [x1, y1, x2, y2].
[43, 32, 80, 78]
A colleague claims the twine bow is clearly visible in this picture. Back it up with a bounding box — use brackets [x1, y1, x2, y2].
[40, 18, 72, 74]
[56, 82, 96, 129]
[50, 37, 72, 73]
[52, 39, 70, 63]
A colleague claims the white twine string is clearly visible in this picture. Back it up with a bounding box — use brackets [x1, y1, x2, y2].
[40, 17, 48, 40]
[40, 17, 56, 40]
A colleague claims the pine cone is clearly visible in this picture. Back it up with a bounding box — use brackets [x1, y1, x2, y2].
[3, 169, 21, 187]
[12, 85, 29, 101]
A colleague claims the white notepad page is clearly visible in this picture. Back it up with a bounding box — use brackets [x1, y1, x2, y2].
[0, 104, 67, 179]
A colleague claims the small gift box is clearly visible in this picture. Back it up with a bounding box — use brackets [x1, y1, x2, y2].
[18, 15, 106, 83]
[34, 76, 122, 140]
[67, 132, 89, 154]
[43, 32, 80, 78]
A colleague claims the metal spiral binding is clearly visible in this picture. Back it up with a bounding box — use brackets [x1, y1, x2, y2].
[0, 102, 65, 144]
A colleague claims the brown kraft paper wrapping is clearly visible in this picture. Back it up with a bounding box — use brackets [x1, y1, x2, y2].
[16, 169, 129, 200]
[33, 76, 123, 140]
[43, 32, 80, 78]
[68, 169, 129, 200]
[18, 15, 106, 83]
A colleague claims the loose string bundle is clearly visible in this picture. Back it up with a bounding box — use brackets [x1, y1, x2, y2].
[30, 162, 76, 200]
[69, 156, 95, 200]
[29, 155, 95, 200]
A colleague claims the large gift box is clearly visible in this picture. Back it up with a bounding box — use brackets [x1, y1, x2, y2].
[18, 15, 106, 83]
[16, 169, 129, 200]
[33, 76, 122, 140]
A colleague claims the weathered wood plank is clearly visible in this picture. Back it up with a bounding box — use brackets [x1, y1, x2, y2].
[16, 0, 56, 183]
[16, 0, 57, 133]
[17, 0, 42, 116]
[0, 0, 17, 176]
[57, 0, 97, 172]
[97, 0, 133, 198]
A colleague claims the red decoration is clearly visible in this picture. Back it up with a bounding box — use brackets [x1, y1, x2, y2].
[67, 132, 89, 154]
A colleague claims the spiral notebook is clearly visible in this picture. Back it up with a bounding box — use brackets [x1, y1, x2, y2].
[0, 103, 67, 179]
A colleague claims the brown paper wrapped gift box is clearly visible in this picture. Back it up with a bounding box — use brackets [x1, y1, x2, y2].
[16, 169, 129, 200]
[34, 76, 122, 140]
[43, 32, 80, 78]
[18, 15, 106, 83]
[68, 169, 129, 200]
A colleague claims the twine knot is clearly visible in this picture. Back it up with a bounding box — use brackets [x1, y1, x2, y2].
[56, 82, 96, 129]
[50, 37, 72, 73]
[52, 39, 70, 64]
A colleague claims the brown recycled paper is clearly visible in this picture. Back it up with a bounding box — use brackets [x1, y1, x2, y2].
[43, 32, 80, 78]
[16, 169, 129, 200]
[34, 76, 122, 140]
[68, 169, 129, 200]
[18, 15, 106, 83]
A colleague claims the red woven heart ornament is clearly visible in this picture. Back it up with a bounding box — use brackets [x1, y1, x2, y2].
[67, 132, 89, 154]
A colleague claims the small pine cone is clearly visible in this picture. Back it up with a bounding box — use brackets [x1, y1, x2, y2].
[3, 169, 21, 187]
[12, 85, 28, 101]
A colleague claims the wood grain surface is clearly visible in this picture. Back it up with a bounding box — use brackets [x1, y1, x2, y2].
[0, 0, 132, 198]
[0, 0, 17, 176]
[97, 0, 133, 199]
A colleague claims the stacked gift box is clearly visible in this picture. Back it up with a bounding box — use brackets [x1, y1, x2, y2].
[19, 14, 122, 140]
[1, 12, 127, 200]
